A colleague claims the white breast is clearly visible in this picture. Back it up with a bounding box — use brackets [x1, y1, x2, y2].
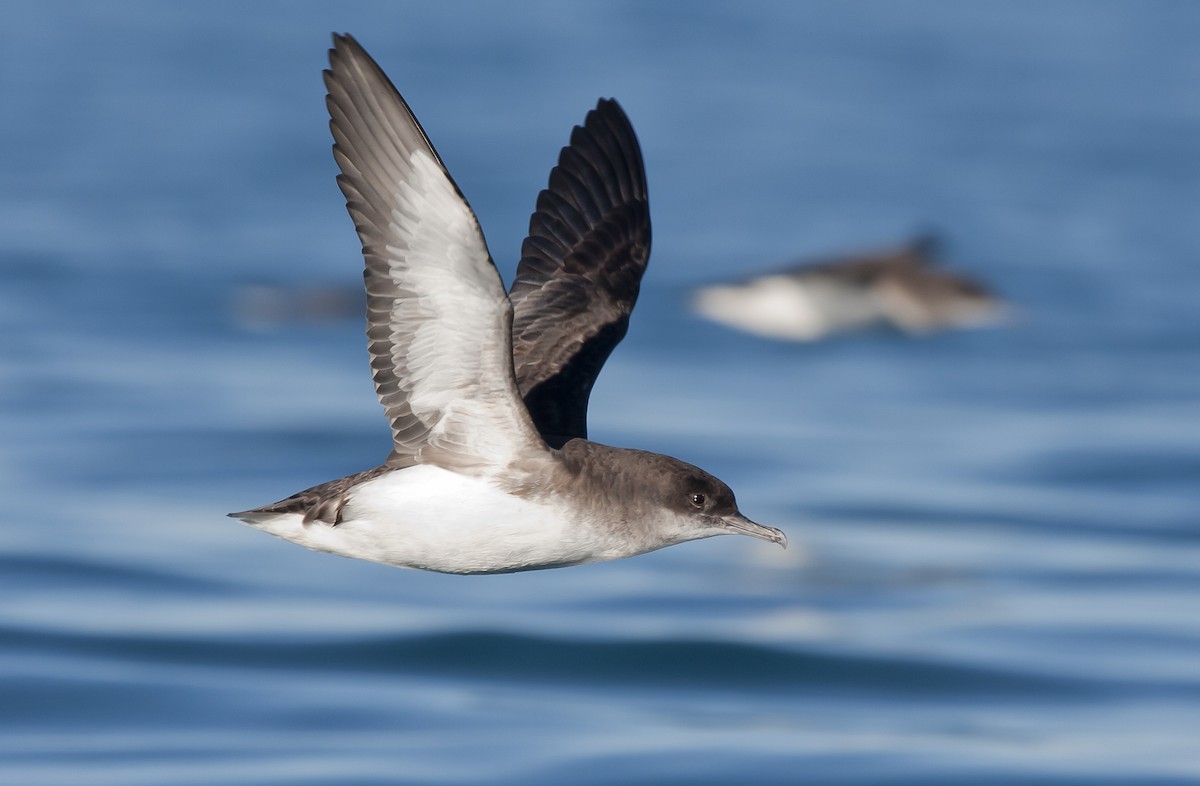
[693, 275, 882, 341]
[251, 465, 601, 574]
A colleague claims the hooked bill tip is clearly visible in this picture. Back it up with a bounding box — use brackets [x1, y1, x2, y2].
[722, 514, 787, 549]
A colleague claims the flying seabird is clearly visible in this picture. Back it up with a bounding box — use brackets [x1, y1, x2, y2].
[692, 234, 1007, 341]
[230, 34, 786, 574]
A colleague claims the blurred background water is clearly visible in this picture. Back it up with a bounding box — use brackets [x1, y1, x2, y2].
[2, 2, 1198, 784]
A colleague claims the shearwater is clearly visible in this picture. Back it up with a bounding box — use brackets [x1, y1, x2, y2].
[693, 234, 1007, 342]
[229, 34, 786, 574]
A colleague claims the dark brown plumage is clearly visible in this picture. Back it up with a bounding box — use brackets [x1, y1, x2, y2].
[509, 99, 651, 448]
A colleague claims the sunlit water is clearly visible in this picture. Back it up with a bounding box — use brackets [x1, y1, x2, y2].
[3, 3, 1199, 784]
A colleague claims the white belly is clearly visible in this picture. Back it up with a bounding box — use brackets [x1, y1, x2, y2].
[694, 275, 881, 341]
[245, 465, 598, 574]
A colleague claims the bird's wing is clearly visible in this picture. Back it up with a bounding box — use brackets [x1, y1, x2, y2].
[325, 33, 547, 472]
[508, 99, 651, 448]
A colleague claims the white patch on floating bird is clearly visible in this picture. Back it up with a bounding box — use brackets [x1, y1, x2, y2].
[693, 235, 1007, 342]
[693, 274, 885, 341]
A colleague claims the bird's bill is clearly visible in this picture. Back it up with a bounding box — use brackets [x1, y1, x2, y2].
[721, 513, 788, 549]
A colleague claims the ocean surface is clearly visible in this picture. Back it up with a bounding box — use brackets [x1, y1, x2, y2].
[2, 2, 1198, 784]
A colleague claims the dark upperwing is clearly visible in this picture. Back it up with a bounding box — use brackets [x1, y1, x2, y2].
[508, 99, 652, 449]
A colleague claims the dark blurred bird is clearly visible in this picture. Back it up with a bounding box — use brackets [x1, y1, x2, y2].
[692, 234, 1007, 341]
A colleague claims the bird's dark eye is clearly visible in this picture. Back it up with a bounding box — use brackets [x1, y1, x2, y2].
[690, 493, 706, 508]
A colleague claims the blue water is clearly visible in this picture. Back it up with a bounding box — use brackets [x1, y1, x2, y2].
[3, 2, 1199, 784]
